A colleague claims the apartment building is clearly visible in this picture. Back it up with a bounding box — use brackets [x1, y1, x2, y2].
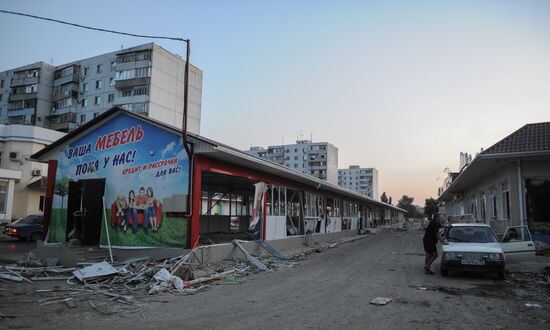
[338, 165, 379, 199]
[0, 43, 202, 133]
[245, 140, 338, 184]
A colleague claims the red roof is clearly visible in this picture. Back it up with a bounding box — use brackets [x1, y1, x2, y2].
[482, 122, 550, 155]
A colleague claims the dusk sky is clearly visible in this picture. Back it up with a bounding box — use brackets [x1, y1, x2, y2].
[1, 0, 549, 205]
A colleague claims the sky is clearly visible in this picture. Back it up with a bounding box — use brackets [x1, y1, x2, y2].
[1, 0, 549, 205]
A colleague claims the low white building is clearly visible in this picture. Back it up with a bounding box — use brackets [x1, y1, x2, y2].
[438, 122, 550, 241]
[0, 124, 65, 222]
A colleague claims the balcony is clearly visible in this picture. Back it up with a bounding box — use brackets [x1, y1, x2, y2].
[53, 73, 79, 86]
[7, 107, 34, 117]
[11, 76, 39, 87]
[53, 89, 79, 102]
[7, 115, 32, 125]
[115, 60, 152, 72]
[9, 92, 37, 102]
[47, 112, 77, 132]
[115, 77, 150, 90]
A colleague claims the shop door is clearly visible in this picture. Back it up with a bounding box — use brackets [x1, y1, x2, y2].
[66, 181, 82, 241]
[79, 179, 106, 245]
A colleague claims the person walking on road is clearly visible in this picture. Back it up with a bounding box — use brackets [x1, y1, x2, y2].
[423, 214, 445, 274]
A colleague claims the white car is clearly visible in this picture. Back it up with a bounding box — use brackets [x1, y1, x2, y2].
[440, 224, 536, 280]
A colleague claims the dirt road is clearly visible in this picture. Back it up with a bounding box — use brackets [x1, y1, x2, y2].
[2, 229, 549, 329]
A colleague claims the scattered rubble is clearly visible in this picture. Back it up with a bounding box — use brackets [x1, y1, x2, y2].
[370, 297, 392, 305]
[0, 239, 301, 313]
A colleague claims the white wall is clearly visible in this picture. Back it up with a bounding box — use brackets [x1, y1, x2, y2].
[265, 215, 286, 241]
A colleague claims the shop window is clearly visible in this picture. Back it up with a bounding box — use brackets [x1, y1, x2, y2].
[0, 181, 7, 213]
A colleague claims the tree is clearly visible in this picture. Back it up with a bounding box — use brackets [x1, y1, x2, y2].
[424, 197, 439, 220]
[397, 195, 417, 218]
[380, 192, 388, 203]
[55, 176, 70, 208]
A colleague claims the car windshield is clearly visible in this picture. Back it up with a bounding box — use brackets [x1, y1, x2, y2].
[445, 226, 497, 243]
[19, 215, 43, 225]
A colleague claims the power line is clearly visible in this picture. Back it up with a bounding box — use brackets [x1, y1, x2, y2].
[0, 9, 188, 42]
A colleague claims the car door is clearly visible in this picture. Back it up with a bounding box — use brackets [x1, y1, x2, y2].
[500, 226, 536, 263]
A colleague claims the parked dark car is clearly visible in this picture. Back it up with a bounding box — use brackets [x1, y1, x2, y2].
[5, 214, 44, 241]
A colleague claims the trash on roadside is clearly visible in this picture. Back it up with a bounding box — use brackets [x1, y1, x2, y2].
[525, 303, 541, 308]
[370, 297, 392, 305]
[0, 272, 24, 282]
[73, 261, 118, 282]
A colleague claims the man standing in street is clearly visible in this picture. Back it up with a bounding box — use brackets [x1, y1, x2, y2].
[423, 214, 445, 274]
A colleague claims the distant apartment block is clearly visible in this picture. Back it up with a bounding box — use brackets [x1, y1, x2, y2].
[338, 165, 378, 199]
[0, 43, 202, 133]
[245, 140, 338, 184]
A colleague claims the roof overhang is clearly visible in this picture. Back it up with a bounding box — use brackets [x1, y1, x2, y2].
[438, 150, 550, 202]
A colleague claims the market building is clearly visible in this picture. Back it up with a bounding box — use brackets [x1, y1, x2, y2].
[31, 107, 405, 250]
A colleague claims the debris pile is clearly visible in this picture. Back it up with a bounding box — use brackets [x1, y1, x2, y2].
[0, 240, 299, 310]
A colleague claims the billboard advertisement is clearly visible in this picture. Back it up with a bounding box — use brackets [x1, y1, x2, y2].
[49, 112, 190, 248]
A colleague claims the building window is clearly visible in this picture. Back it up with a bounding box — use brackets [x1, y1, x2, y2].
[110, 61, 116, 71]
[480, 194, 486, 220]
[0, 181, 6, 213]
[108, 93, 114, 103]
[121, 89, 132, 97]
[80, 114, 86, 123]
[96, 80, 102, 89]
[109, 77, 115, 86]
[83, 67, 89, 76]
[491, 195, 498, 219]
[0, 79, 3, 88]
[83, 83, 88, 92]
[501, 181, 510, 220]
[94, 96, 101, 105]
[133, 85, 149, 95]
[0, 152, 2, 167]
[96, 64, 102, 73]
[93, 112, 99, 118]
[0, 94, 2, 102]
[81, 98, 88, 107]
[135, 67, 150, 78]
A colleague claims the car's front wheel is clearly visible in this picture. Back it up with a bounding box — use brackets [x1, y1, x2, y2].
[497, 271, 505, 280]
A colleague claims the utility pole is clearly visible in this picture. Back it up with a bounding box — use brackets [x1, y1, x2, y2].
[182, 39, 191, 152]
